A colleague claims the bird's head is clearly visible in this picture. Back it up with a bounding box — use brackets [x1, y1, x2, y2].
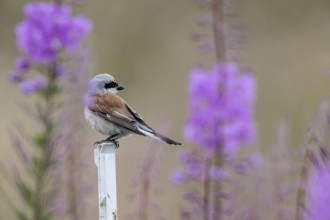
[88, 73, 124, 96]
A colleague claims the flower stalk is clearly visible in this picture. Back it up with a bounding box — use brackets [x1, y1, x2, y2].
[173, 0, 256, 219]
[212, 0, 227, 62]
[3, 2, 93, 220]
[203, 156, 212, 220]
[33, 74, 57, 220]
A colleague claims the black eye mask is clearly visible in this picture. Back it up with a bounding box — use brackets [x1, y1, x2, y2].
[104, 82, 117, 89]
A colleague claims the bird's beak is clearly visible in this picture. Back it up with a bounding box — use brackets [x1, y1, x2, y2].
[116, 84, 124, 90]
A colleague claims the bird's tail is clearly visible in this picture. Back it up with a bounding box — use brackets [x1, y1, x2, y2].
[153, 132, 182, 146]
[137, 124, 182, 146]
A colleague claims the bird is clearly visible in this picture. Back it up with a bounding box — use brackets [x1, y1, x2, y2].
[84, 73, 182, 148]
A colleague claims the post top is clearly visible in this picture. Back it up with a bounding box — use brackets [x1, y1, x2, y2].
[96, 142, 117, 153]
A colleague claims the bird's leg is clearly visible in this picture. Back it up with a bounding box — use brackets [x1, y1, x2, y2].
[105, 135, 120, 149]
[93, 134, 120, 148]
[112, 140, 119, 149]
[93, 140, 119, 149]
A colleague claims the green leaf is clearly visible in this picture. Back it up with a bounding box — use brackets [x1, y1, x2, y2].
[34, 134, 47, 149]
[31, 156, 42, 177]
[18, 183, 34, 205]
[40, 82, 58, 99]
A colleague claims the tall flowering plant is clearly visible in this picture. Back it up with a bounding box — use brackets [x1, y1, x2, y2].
[172, 64, 256, 220]
[172, 0, 257, 219]
[3, 1, 92, 220]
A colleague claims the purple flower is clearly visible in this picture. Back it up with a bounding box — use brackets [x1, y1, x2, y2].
[171, 169, 186, 185]
[9, 71, 24, 83]
[185, 63, 256, 155]
[20, 76, 48, 95]
[15, 2, 92, 63]
[15, 57, 30, 71]
[20, 80, 35, 94]
[179, 151, 204, 180]
[209, 166, 227, 181]
[305, 159, 330, 220]
[34, 76, 48, 90]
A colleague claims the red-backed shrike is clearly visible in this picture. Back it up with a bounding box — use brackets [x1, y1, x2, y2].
[85, 73, 182, 147]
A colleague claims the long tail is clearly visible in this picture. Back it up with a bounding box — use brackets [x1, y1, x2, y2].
[137, 123, 182, 146]
[153, 132, 182, 145]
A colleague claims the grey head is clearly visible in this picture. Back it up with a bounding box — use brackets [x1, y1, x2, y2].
[87, 73, 124, 96]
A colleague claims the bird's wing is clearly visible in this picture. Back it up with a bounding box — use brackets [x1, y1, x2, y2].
[88, 94, 149, 135]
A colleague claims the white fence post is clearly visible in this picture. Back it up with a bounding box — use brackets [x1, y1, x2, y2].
[94, 142, 118, 220]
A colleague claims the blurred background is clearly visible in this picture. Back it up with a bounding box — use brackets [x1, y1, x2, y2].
[0, 0, 330, 219]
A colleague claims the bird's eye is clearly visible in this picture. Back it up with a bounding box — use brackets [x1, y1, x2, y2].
[105, 82, 117, 89]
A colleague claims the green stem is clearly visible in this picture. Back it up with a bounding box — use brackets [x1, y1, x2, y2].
[32, 63, 59, 220]
[67, 152, 79, 220]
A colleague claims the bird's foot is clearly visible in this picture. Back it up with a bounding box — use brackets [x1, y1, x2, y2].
[93, 139, 119, 149]
[113, 140, 119, 149]
[93, 140, 104, 146]
[105, 136, 119, 149]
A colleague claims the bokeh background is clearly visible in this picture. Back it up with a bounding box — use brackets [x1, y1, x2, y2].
[0, 0, 329, 219]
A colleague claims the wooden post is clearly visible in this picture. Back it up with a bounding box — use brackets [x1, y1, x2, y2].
[94, 142, 118, 220]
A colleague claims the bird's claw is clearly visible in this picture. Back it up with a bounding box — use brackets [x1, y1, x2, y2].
[93, 139, 119, 149]
[105, 136, 119, 149]
[93, 140, 104, 146]
[113, 140, 119, 149]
